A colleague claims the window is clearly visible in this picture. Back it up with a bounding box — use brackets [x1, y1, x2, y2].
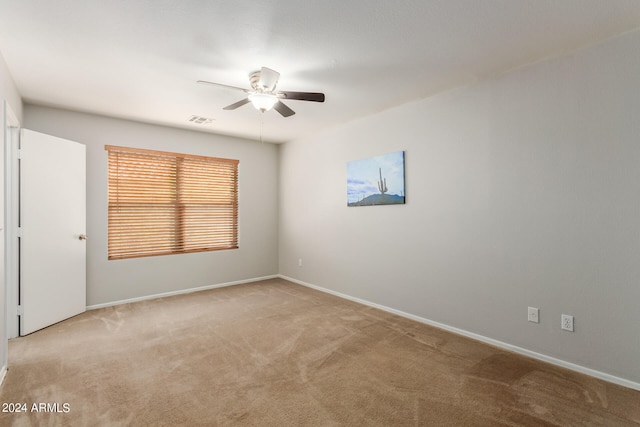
[105, 145, 239, 260]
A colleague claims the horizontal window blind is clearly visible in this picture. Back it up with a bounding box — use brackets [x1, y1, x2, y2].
[105, 145, 239, 260]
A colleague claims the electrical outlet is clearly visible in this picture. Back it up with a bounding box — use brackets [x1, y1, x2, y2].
[298, 258, 303, 267]
[561, 314, 574, 332]
[527, 307, 539, 323]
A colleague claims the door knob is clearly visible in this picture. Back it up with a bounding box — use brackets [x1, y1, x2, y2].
[79, 234, 88, 240]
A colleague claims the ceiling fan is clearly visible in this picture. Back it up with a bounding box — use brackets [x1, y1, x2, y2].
[198, 67, 325, 117]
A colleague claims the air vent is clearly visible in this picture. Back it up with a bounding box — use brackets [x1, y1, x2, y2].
[188, 115, 214, 125]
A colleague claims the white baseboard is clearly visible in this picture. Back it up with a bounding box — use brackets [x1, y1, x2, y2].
[86, 275, 279, 310]
[0, 364, 6, 388]
[279, 275, 640, 392]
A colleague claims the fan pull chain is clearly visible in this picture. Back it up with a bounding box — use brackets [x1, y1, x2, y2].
[260, 113, 264, 144]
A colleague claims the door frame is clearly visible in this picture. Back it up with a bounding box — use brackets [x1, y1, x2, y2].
[4, 101, 20, 340]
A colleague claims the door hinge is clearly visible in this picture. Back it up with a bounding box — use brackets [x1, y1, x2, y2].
[17, 227, 23, 238]
[17, 305, 24, 316]
[17, 148, 22, 160]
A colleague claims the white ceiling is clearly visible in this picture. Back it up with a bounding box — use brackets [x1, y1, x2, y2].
[1, 1, 640, 143]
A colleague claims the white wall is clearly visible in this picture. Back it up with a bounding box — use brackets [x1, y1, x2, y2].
[279, 29, 640, 386]
[1, 49, 22, 383]
[25, 106, 279, 306]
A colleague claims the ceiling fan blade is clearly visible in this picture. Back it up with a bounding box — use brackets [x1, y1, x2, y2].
[273, 101, 295, 117]
[197, 80, 250, 93]
[278, 91, 325, 102]
[259, 67, 280, 92]
[223, 98, 251, 110]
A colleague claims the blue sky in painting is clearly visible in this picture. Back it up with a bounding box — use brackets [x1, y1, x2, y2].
[347, 151, 405, 203]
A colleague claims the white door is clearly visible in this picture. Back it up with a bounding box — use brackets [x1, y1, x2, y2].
[20, 129, 86, 335]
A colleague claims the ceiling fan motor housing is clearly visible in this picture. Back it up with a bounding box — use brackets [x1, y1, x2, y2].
[249, 71, 262, 91]
[250, 68, 280, 93]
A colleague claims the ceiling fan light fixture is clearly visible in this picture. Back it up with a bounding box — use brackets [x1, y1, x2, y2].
[248, 92, 278, 112]
[198, 66, 324, 117]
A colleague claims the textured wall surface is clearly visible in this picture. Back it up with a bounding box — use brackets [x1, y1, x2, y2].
[279, 29, 640, 384]
[25, 106, 279, 306]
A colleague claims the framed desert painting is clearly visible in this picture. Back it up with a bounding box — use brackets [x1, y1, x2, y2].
[347, 151, 405, 206]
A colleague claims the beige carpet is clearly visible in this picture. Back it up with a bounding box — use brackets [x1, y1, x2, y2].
[1, 278, 638, 426]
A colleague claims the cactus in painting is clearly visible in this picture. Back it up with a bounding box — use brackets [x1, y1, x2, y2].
[377, 168, 388, 195]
